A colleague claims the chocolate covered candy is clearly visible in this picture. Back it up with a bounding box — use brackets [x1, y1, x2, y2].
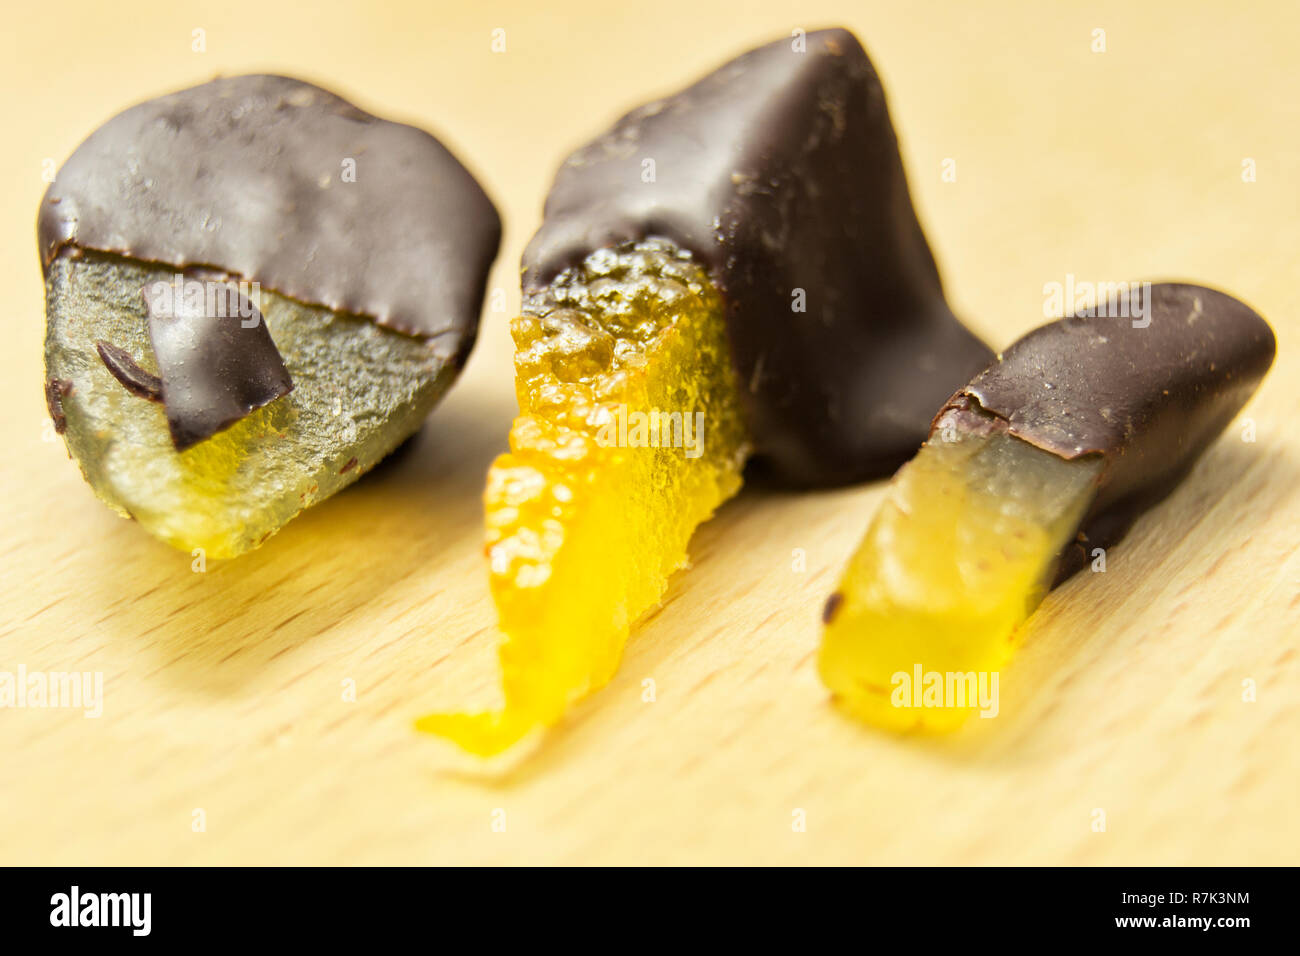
[420, 28, 988, 755]
[39, 75, 500, 557]
[819, 283, 1276, 730]
[524, 27, 992, 487]
[946, 283, 1277, 582]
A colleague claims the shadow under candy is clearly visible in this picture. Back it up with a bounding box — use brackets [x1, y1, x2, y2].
[93, 377, 517, 699]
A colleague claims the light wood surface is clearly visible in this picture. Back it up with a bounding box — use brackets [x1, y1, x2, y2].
[2, 0, 1296, 865]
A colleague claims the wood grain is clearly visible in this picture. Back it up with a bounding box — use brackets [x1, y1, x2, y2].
[1, 0, 1296, 864]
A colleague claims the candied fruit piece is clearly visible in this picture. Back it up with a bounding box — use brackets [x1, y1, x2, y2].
[418, 240, 749, 754]
[38, 74, 500, 557]
[45, 251, 454, 558]
[818, 415, 1102, 731]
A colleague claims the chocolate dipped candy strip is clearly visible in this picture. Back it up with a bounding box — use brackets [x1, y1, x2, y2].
[418, 28, 990, 755]
[819, 283, 1276, 731]
[40, 75, 500, 558]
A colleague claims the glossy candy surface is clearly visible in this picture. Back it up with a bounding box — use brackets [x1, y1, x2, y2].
[39, 75, 500, 555]
[821, 283, 1275, 730]
[419, 240, 748, 754]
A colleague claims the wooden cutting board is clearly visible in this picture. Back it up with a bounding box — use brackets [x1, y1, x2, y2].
[2, 0, 1296, 864]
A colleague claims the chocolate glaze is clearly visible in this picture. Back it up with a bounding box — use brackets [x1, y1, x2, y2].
[937, 282, 1276, 583]
[95, 341, 163, 402]
[45, 379, 73, 435]
[523, 28, 992, 486]
[39, 74, 500, 361]
[144, 283, 294, 451]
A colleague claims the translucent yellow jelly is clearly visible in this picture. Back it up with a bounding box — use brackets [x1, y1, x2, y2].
[819, 418, 1102, 731]
[418, 239, 749, 755]
[44, 251, 450, 558]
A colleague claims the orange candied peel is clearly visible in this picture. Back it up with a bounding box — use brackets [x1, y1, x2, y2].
[819, 417, 1102, 731]
[418, 239, 750, 754]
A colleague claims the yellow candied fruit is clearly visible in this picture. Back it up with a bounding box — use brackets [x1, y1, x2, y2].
[418, 239, 749, 754]
[44, 251, 448, 558]
[818, 422, 1101, 732]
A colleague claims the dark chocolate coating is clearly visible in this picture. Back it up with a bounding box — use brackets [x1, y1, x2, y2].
[939, 282, 1276, 582]
[39, 74, 500, 361]
[522, 28, 992, 486]
[144, 283, 294, 451]
[45, 379, 72, 435]
[95, 341, 163, 402]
